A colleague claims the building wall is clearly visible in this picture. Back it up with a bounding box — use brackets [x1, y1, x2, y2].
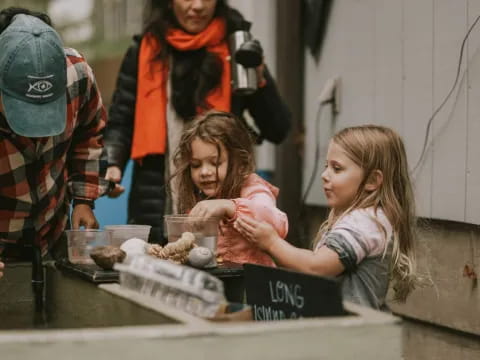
[303, 0, 480, 225]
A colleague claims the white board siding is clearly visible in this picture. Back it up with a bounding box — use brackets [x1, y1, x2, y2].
[373, 0, 403, 131]
[402, 0, 434, 217]
[431, 0, 468, 221]
[303, 0, 359, 205]
[303, 0, 480, 224]
[304, 0, 376, 205]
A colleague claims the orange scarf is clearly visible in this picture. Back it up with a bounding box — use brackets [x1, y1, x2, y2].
[131, 18, 231, 160]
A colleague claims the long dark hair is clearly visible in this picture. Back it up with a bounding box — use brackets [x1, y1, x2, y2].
[0, 7, 52, 34]
[143, 1, 249, 120]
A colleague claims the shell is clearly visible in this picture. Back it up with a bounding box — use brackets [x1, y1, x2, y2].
[188, 246, 214, 268]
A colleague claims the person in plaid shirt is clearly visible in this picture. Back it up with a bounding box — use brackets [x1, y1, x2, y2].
[0, 8, 110, 263]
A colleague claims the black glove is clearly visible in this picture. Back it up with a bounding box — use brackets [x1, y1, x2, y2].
[235, 39, 263, 68]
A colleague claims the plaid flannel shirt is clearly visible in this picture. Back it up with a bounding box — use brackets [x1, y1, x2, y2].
[0, 48, 109, 257]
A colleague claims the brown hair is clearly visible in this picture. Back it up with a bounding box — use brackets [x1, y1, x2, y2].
[316, 125, 418, 301]
[172, 111, 255, 213]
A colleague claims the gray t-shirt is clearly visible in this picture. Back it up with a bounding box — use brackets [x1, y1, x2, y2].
[315, 208, 393, 310]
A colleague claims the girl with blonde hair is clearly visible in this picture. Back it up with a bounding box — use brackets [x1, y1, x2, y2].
[235, 125, 418, 309]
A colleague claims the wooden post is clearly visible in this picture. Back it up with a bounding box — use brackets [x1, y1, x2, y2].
[275, 0, 305, 247]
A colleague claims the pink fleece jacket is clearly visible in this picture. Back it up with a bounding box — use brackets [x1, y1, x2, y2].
[217, 173, 288, 266]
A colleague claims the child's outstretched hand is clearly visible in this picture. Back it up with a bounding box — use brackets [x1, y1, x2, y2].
[234, 215, 278, 252]
[189, 199, 235, 221]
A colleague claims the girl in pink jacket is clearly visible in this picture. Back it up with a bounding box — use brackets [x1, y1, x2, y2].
[172, 111, 288, 266]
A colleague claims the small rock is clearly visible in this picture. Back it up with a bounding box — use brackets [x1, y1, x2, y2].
[90, 246, 126, 270]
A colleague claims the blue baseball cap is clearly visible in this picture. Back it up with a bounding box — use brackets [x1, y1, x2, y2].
[0, 14, 67, 137]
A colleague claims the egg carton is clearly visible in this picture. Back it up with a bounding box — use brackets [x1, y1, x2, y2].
[114, 255, 225, 318]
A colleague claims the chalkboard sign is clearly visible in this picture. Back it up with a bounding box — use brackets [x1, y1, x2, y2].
[244, 264, 346, 320]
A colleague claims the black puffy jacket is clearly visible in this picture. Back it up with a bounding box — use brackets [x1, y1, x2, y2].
[104, 35, 291, 244]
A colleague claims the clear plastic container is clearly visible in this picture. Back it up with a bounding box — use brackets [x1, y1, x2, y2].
[164, 215, 219, 267]
[104, 225, 152, 246]
[66, 229, 112, 265]
[114, 255, 225, 318]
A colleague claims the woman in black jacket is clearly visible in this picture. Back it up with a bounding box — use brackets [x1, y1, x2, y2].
[104, 0, 291, 244]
